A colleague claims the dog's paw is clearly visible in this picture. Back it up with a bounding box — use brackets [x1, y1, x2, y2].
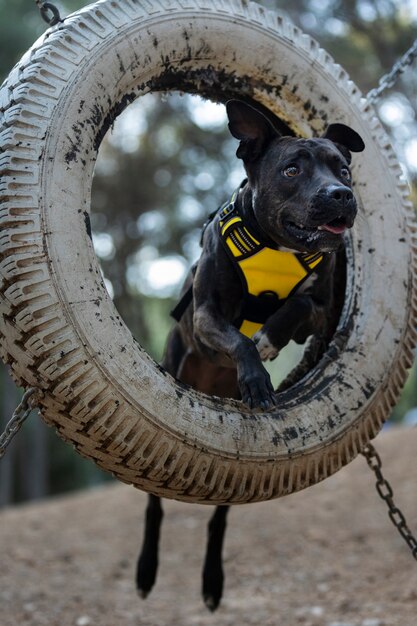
[238, 368, 277, 410]
[253, 330, 279, 361]
[136, 551, 158, 599]
[202, 565, 224, 612]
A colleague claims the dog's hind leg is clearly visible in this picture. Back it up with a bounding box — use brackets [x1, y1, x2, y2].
[202, 505, 230, 611]
[136, 494, 164, 598]
[175, 356, 237, 611]
[137, 325, 236, 605]
[136, 325, 186, 599]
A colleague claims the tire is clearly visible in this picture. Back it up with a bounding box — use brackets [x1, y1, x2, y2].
[0, 0, 416, 504]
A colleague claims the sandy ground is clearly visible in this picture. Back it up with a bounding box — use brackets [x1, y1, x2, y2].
[1, 427, 417, 626]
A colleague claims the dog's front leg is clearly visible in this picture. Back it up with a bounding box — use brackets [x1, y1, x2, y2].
[253, 295, 326, 361]
[194, 302, 276, 409]
[191, 239, 277, 409]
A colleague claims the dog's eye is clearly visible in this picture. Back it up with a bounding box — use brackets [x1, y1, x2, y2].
[341, 167, 351, 180]
[283, 165, 300, 177]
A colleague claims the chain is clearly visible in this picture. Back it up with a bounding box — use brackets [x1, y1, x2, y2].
[367, 38, 417, 105]
[0, 388, 41, 460]
[33, 0, 62, 27]
[362, 442, 417, 561]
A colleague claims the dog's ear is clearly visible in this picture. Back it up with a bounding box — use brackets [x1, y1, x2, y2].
[226, 100, 280, 162]
[322, 123, 365, 162]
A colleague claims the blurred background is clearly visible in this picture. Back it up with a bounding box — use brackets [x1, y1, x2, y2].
[0, 0, 416, 506]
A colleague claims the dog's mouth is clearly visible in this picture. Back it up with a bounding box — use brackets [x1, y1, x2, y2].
[317, 216, 348, 235]
[284, 215, 350, 242]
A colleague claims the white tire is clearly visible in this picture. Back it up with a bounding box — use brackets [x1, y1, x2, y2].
[0, 0, 416, 503]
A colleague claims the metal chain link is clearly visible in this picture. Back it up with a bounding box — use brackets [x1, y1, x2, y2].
[33, 0, 62, 27]
[367, 38, 417, 104]
[0, 388, 41, 460]
[362, 442, 417, 561]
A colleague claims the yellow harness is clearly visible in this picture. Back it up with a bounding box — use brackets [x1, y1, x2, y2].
[171, 186, 324, 337]
[218, 201, 324, 337]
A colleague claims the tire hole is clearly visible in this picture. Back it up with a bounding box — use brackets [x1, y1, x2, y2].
[90, 91, 348, 399]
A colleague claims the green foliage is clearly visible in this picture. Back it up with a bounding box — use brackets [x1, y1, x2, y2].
[0, 1, 86, 80]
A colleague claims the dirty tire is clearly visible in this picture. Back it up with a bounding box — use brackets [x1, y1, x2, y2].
[0, 0, 416, 504]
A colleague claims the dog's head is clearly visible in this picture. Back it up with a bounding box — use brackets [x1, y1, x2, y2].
[226, 100, 365, 253]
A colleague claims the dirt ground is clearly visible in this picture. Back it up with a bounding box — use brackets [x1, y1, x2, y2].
[1, 427, 417, 626]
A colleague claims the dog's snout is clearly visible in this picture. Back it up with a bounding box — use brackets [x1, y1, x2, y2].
[313, 183, 357, 229]
[326, 184, 354, 205]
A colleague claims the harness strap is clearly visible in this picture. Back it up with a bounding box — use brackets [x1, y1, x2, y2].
[170, 283, 193, 322]
[170, 264, 197, 322]
[242, 291, 284, 324]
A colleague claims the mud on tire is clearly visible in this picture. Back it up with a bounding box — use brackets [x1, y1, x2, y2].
[0, 0, 416, 504]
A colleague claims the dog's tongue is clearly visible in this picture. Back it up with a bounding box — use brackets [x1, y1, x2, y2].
[318, 223, 346, 235]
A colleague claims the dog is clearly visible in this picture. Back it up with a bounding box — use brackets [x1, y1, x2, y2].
[136, 99, 365, 610]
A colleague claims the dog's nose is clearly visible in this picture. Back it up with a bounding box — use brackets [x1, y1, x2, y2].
[326, 184, 354, 206]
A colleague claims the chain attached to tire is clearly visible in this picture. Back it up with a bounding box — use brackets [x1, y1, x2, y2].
[33, 0, 62, 27]
[362, 442, 417, 561]
[0, 388, 42, 460]
[367, 38, 417, 105]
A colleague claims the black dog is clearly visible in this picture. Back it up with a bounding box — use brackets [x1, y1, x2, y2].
[136, 100, 365, 610]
